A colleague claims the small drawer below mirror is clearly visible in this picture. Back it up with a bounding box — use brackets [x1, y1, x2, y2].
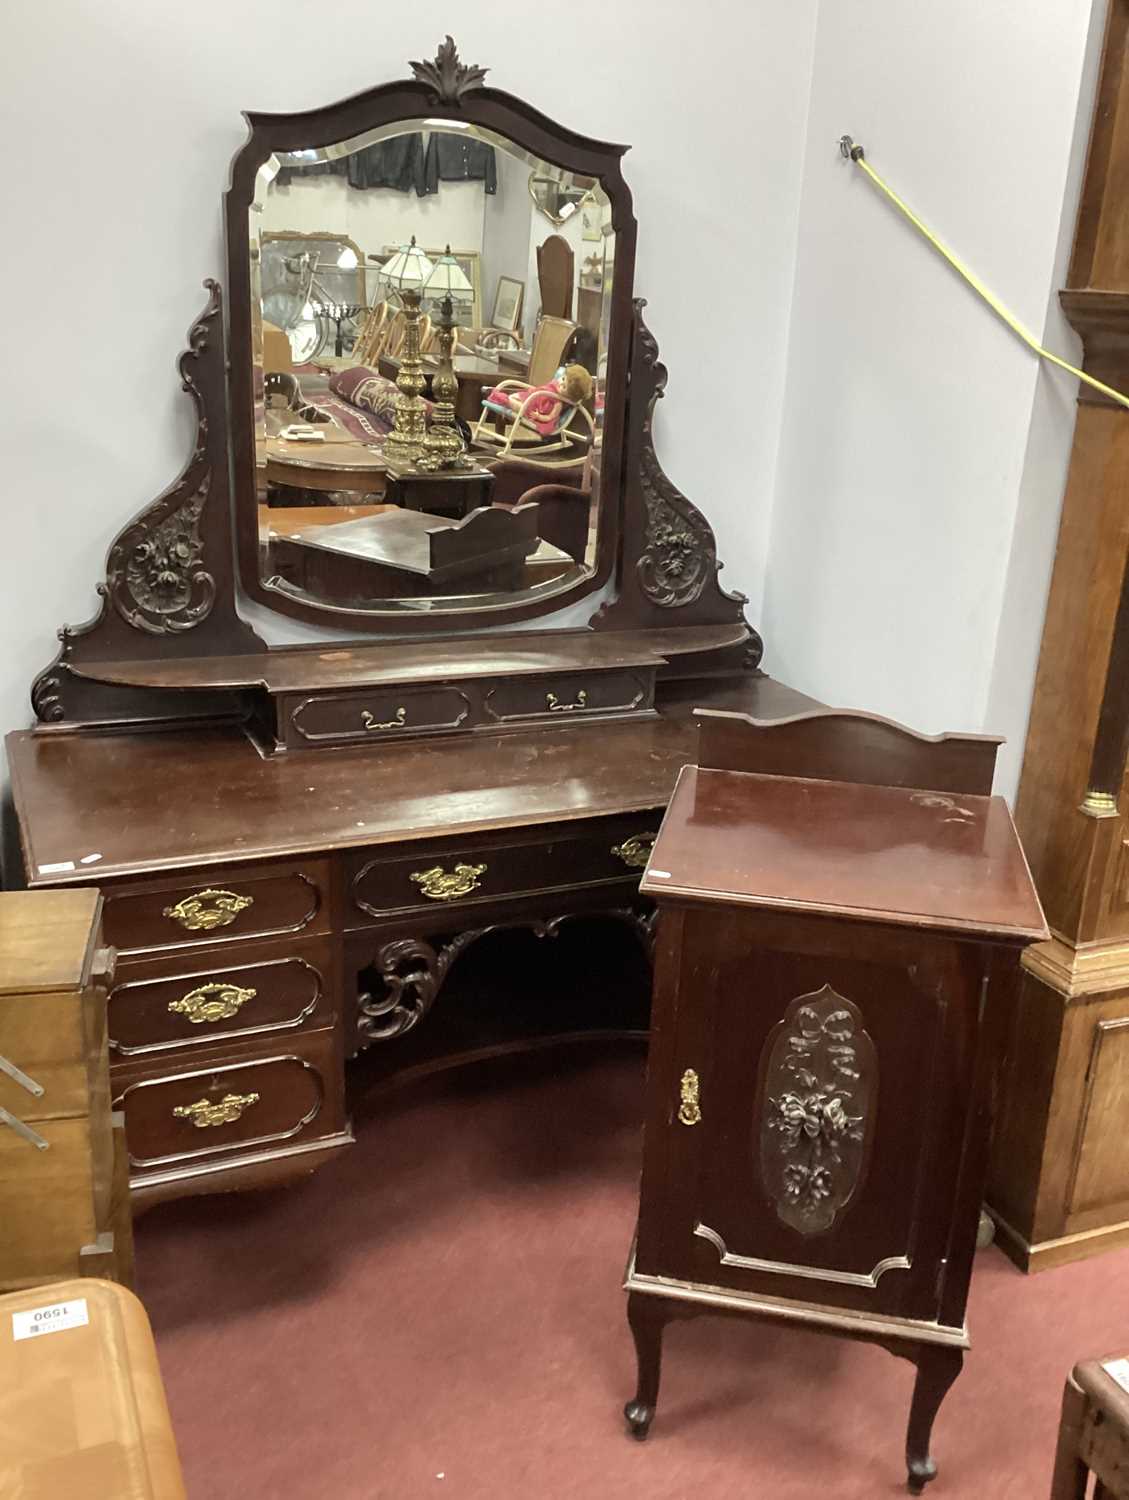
[283, 685, 472, 748]
[484, 669, 654, 723]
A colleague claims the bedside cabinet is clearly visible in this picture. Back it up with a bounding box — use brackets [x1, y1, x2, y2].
[623, 708, 1046, 1493]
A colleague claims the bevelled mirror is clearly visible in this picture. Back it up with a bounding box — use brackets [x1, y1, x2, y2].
[225, 55, 636, 631]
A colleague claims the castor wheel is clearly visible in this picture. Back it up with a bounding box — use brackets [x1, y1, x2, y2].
[907, 1455, 938, 1494]
[624, 1400, 654, 1440]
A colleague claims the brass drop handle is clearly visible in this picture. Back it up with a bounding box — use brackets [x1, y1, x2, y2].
[678, 1069, 702, 1127]
[163, 889, 254, 932]
[173, 1092, 260, 1128]
[611, 834, 655, 870]
[546, 689, 588, 713]
[362, 706, 407, 731]
[410, 862, 487, 901]
[168, 983, 256, 1025]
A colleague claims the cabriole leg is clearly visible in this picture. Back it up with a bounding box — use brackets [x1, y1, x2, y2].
[624, 1292, 668, 1440]
[905, 1345, 964, 1493]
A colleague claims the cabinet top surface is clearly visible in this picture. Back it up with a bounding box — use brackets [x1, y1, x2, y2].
[0, 889, 101, 993]
[643, 767, 1048, 941]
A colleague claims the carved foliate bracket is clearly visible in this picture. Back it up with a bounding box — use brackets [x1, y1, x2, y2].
[409, 37, 488, 105]
[593, 301, 762, 656]
[30, 281, 263, 725]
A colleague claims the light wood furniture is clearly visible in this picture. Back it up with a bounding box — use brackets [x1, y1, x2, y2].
[987, 0, 1129, 1273]
[0, 1278, 185, 1498]
[537, 233, 574, 320]
[624, 709, 1046, 1493]
[261, 321, 292, 374]
[1051, 1358, 1129, 1498]
[0, 891, 131, 1290]
[525, 314, 576, 386]
[352, 300, 389, 365]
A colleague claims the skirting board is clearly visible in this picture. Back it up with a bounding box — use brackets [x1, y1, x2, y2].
[988, 1205, 1129, 1273]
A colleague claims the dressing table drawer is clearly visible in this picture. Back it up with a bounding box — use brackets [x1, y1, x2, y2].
[107, 938, 333, 1057]
[283, 685, 471, 747]
[350, 815, 662, 919]
[102, 860, 331, 956]
[114, 1036, 338, 1171]
[483, 669, 654, 723]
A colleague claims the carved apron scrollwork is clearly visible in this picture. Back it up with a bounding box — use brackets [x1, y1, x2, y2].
[355, 907, 656, 1048]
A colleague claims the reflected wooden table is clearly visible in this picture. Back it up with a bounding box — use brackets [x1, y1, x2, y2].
[262, 434, 388, 497]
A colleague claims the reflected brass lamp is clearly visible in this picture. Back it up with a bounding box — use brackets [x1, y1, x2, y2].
[417, 246, 475, 472]
[378, 236, 434, 465]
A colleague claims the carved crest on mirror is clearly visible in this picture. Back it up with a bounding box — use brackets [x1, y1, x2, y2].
[29, 38, 760, 729]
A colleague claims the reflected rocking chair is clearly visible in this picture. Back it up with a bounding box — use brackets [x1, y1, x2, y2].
[471, 379, 595, 462]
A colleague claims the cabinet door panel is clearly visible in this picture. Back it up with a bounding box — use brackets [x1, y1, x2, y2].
[659, 909, 971, 1321]
[1067, 1014, 1129, 1224]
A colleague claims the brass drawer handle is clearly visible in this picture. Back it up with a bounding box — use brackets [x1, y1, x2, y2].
[168, 982, 256, 1025]
[410, 862, 487, 901]
[611, 833, 655, 870]
[163, 889, 254, 932]
[546, 689, 588, 713]
[362, 706, 407, 731]
[678, 1069, 702, 1127]
[173, 1091, 260, 1128]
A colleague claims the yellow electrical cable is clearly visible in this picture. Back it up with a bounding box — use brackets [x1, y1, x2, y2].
[840, 136, 1129, 412]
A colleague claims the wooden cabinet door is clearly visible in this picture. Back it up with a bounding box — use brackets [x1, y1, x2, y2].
[1063, 1001, 1129, 1235]
[646, 906, 986, 1324]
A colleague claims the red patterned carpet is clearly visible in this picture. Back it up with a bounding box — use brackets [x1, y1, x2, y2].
[133, 942, 1129, 1499]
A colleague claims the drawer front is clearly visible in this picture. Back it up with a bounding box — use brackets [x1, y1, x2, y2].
[102, 860, 330, 955]
[115, 1045, 332, 1170]
[484, 669, 653, 723]
[285, 685, 471, 747]
[108, 939, 333, 1057]
[351, 814, 662, 920]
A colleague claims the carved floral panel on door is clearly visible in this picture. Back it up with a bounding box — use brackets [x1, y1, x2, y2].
[759, 984, 877, 1235]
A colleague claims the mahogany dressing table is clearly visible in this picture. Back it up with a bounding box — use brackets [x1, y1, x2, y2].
[7, 40, 816, 1206]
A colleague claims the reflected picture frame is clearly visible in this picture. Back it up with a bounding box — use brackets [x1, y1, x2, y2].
[491, 275, 524, 333]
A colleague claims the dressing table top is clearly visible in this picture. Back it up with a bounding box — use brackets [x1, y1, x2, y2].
[10, 677, 815, 886]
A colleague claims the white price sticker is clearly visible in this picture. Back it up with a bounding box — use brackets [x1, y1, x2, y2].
[12, 1297, 89, 1342]
[1104, 1357, 1129, 1394]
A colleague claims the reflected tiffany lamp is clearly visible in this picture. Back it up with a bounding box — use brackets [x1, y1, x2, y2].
[418, 246, 476, 471]
[378, 236, 434, 465]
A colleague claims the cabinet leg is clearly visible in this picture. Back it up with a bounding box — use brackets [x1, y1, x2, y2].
[905, 1345, 963, 1493]
[624, 1293, 667, 1440]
